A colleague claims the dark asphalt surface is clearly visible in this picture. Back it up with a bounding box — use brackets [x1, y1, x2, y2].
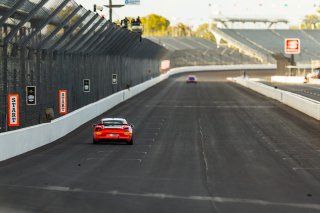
[263, 82, 320, 102]
[0, 70, 320, 213]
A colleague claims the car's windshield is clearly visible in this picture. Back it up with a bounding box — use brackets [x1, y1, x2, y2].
[103, 120, 124, 126]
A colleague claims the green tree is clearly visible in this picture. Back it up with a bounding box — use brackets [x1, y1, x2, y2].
[140, 14, 170, 36]
[167, 23, 193, 37]
[301, 8, 320, 29]
[57, 6, 81, 23]
[46, 6, 81, 35]
[194, 23, 216, 42]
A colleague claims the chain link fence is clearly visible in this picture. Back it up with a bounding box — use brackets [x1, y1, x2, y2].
[0, 0, 167, 132]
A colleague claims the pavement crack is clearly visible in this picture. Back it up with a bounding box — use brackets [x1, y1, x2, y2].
[198, 118, 222, 213]
[198, 119, 209, 174]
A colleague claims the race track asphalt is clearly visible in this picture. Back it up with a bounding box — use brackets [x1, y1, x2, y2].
[0, 70, 319, 213]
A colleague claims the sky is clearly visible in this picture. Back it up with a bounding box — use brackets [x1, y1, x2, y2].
[74, 0, 320, 28]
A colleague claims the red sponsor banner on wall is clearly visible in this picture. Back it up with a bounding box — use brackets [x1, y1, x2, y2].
[59, 90, 68, 115]
[285, 38, 300, 54]
[161, 60, 170, 70]
[160, 60, 170, 73]
[8, 94, 20, 127]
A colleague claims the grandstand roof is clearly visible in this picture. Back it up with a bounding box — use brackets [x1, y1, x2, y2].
[213, 18, 289, 24]
[213, 18, 289, 29]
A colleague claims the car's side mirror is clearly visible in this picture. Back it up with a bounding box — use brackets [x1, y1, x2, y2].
[92, 124, 97, 127]
[130, 124, 134, 128]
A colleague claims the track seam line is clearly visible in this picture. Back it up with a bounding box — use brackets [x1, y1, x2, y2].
[198, 118, 222, 213]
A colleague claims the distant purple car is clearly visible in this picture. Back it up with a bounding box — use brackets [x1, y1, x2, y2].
[186, 75, 197, 83]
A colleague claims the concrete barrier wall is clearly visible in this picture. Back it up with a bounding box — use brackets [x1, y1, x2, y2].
[0, 64, 275, 161]
[169, 64, 276, 75]
[229, 77, 283, 101]
[0, 91, 127, 161]
[271, 76, 305, 84]
[282, 92, 320, 120]
[232, 77, 320, 121]
[246, 80, 283, 101]
[0, 73, 170, 161]
[309, 79, 320, 85]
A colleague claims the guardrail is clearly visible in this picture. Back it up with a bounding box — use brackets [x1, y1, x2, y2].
[230, 77, 320, 121]
[0, 64, 275, 161]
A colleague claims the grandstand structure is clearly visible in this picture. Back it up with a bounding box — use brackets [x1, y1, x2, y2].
[210, 24, 320, 65]
[148, 36, 260, 68]
[150, 16, 320, 69]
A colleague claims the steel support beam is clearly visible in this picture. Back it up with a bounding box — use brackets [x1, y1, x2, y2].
[90, 28, 120, 54]
[60, 14, 99, 52]
[36, 5, 82, 49]
[128, 41, 152, 58]
[50, 10, 91, 51]
[67, 17, 104, 53]
[107, 34, 133, 55]
[75, 23, 109, 53]
[116, 34, 141, 55]
[87, 27, 117, 54]
[126, 42, 141, 57]
[79, 21, 111, 53]
[119, 37, 140, 56]
[100, 29, 127, 53]
[4, 0, 50, 44]
[1, 26, 8, 132]
[0, 0, 28, 28]
[102, 31, 128, 54]
[19, 0, 70, 47]
[83, 25, 113, 53]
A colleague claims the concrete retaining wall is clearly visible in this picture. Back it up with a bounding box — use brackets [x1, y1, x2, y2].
[231, 77, 320, 121]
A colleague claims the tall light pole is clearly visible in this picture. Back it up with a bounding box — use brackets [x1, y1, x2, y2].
[105, 0, 124, 22]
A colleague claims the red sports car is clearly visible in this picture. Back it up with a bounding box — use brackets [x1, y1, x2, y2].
[93, 118, 134, 145]
[186, 75, 197, 83]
